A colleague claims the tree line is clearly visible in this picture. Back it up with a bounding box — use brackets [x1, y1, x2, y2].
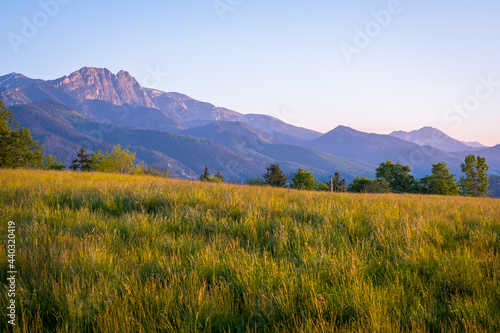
[0, 100, 168, 177]
[0, 99, 496, 196]
[225, 157, 491, 197]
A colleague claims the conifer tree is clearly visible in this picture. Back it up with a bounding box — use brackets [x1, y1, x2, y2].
[263, 164, 287, 187]
[419, 162, 459, 195]
[200, 166, 211, 181]
[71, 147, 92, 171]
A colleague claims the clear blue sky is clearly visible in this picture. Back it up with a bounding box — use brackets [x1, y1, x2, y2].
[2, 0, 500, 146]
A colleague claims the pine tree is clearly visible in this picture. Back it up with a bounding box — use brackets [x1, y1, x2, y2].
[71, 147, 92, 172]
[419, 162, 459, 195]
[263, 164, 287, 187]
[200, 166, 211, 181]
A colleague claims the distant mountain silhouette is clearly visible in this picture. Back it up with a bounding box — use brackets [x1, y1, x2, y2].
[390, 127, 486, 152]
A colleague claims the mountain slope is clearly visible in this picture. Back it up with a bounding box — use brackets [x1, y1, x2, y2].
[9, 100, 263, 179]
[0, 87, 33, 105]
[145, 88, 321, 142]
[184, 121, 281, 147]
[0, 73, 42, 89]
[184, 121, 373, 182]
[307, 126, 465, 178]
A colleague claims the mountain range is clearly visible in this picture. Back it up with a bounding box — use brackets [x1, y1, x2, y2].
[1, 68, 499, 182]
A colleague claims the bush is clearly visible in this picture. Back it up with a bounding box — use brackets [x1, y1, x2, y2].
[348, 177, 391, 193]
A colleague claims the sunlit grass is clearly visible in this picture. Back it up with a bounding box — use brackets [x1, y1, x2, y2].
[1, 169, 499, 332]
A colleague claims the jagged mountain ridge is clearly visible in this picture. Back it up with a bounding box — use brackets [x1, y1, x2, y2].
[50, 67, 155, 108]
[0, 67, 321, 143]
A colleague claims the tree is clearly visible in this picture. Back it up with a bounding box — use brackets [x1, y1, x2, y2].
[348, 177, 391, 193]
[315, 181, 330, 191]
[328, 172, 347, 192]
[141, 163, 170, 178]
[263, 164, 287, 187]
[376, 161, 417, 193]
[419, 162, 459, 195]
[459, 155, 489, 197]
[200, 166, 211, 181]
[199, 166, 224, 182]
[290, 168, 316, 190]
[0, 100, 44, 168]
[246, 177, 264, 186]
[43, 154, 65, 170]
[71, 147, 92, 171]
[92, 144, 140, 174]
[214, 171, 224, 183]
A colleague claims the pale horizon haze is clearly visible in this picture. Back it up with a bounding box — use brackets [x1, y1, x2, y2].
[2, 0, 499, 146]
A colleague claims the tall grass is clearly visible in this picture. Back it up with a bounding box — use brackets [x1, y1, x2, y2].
[1, 169, 499, 332]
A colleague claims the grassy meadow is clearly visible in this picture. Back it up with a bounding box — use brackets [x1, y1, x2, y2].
[1, 169, 500, 332]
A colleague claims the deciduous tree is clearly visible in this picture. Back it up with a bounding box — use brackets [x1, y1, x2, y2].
[0, 100, 44, 168]
[348, 177, 391, 193]
[214, 171, 224, 183]
[92, 144, 139, 174]
[290, 168, 316, 190]
[43, 154, 65, 170]
[376, 161, 417, 193]
[459, 155, 489, 197]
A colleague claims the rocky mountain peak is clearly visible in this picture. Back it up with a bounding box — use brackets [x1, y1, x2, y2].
[51, 67, 154, 108]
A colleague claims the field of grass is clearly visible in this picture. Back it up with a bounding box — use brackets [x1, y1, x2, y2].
[1, 169, 499, 332]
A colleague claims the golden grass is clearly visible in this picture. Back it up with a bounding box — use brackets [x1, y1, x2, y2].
[0, 169, 499, 332]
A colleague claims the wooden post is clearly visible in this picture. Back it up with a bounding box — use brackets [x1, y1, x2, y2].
[330, 175, 334, 192]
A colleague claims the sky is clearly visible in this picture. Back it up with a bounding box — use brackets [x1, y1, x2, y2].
[1, 0, 500, 146]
